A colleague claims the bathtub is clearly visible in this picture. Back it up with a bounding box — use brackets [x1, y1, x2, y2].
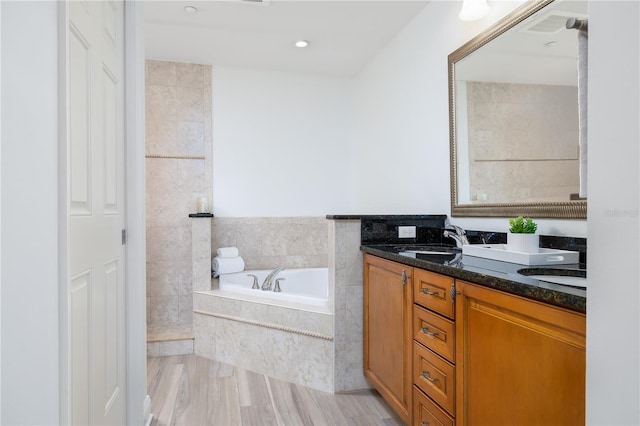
[217, 267, 329, 309]
[194, 266, 334, 391]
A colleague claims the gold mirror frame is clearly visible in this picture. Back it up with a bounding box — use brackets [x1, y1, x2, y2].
[449, 0, 587, 219]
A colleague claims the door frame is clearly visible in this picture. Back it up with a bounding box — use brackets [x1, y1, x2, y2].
[123, 1, 148, 424]
[57, 2, 147, 424]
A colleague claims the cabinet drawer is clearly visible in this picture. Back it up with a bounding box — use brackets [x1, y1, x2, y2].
[413, 305, 455, 363]
[414, 342, 455, 415]
[413, 269, 455, 319]
[413, 386, 454, 426]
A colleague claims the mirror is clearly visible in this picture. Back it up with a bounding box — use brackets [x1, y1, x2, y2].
[449, 0, 587, 218]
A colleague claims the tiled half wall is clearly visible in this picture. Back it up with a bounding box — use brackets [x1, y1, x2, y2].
[211, 216, 329, 270]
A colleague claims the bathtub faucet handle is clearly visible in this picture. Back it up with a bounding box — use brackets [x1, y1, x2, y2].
[274, 278, 285, 292]
[247, 274, 259, 290]
[262, 266, 285, 291]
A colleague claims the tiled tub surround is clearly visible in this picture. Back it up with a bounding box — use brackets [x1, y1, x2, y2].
[330, 219, 369, 392]
[146, 60, 213, 329]
[192, 216, 370, 393]
[193, 288, 334, 392]
[211, 216, 328, 270]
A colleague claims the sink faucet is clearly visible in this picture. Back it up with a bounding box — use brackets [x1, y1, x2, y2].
[444, 225, 469, 248]
[262, 266, 285, 291]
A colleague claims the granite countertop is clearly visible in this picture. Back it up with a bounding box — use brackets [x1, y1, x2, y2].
[362, 244, 586, 313]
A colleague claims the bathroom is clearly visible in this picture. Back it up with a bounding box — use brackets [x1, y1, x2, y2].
[140, 0, 638, 423]
[1, 0, 638, 424]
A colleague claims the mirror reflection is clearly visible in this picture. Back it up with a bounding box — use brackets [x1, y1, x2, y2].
[450, 0, 588, 218]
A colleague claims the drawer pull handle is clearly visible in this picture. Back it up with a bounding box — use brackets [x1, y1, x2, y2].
[421, 327, 439, 337]
[401, 270, 407, 285]
[421, 422, 429, 426]
[421, 288, 439, 296]
[421, 371, 440, 383]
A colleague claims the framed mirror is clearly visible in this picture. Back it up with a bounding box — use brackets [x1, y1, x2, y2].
[449, 0, 587, 218]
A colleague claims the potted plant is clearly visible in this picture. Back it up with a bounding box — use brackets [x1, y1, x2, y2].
[507, 216, 539, 253]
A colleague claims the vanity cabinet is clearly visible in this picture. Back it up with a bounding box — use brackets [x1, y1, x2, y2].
[363, 254, 413, 424]
[412, 268, 457, 426]
[455, 280, 586, 425]
[363, 253, 586, 426]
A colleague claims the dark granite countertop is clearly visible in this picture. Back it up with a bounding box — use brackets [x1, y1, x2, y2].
[326, 214, 447, 221]
[362, 244, 586, 313]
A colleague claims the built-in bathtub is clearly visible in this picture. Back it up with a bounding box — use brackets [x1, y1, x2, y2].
[193, 267, 334, 392]
[218, 267, 329, 309]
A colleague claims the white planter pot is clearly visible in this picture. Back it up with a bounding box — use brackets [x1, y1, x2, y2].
[507, 233, 539, 253]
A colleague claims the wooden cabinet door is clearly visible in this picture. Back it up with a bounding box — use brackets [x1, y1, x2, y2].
[364, 254, 413, 424]
[455, 281, 586, 426]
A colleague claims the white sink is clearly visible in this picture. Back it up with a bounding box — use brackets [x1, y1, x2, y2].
[524, 275, 587, 289]
[517, 267, 587, 289]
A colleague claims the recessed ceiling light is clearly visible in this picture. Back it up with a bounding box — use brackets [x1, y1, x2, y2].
[184, 5, 198, 14]
[295, 40, 309, 48]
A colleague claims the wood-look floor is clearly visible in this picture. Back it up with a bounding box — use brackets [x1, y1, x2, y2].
[147, 354, 404, 426]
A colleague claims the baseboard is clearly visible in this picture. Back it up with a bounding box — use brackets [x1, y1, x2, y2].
[143, 395, 153, 426]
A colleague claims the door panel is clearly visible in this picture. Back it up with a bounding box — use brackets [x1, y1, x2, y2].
[69, 25, 91, 215]
[68, 1, 125, 424]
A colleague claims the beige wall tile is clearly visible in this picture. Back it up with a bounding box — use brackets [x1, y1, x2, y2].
[178, 295, 194, 324]
[177, 86, 204, 122]
[146, 261, 180, 297]
[177, 122, 204, 156]
[145, 158, 178, 194]
[177, 159, 206, 193]
[149, 295, 180, 324]
[212, 217, 328, 270]
[176, 62, 204, 88]
[146, 60, 176, 86]
[158, 339, 194, 356]
[203, 66, 212, 87]
[192, 259, 212, 292]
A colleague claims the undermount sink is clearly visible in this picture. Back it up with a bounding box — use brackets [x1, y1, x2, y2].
[395, 245, 460, 255]
[517, 268, 587, 289]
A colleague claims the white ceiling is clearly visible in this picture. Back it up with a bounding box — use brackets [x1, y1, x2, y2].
[144, 0, 430, 77]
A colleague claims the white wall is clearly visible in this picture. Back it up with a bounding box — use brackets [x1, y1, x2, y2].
[211, 66, 354, 216]
[0, 2, 3, 420]
[587, 1, 639, 424]
[1, 2, 60, 424]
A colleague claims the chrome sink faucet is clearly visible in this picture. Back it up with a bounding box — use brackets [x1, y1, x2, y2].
[262, 266, 285, 291]
[444, 225, 469, 248]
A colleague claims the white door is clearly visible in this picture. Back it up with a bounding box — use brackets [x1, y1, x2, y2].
[67, 1, 126, 424]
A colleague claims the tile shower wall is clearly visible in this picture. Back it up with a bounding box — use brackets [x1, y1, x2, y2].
[466, 81, 579, 203]
[146, 60, 213, 327]
[211, 217, 328, 270]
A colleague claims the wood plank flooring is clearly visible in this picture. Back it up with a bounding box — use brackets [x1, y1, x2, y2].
[147, 354, 404, 426]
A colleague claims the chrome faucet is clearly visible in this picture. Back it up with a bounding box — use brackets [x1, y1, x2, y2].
[262, 266, 285, 291]
[443, 224, 469, 248]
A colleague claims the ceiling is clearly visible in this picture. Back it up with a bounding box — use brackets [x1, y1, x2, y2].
[144, 0, 430, 77]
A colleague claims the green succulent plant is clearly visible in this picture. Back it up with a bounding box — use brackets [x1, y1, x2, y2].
[508, 216, 538, 234]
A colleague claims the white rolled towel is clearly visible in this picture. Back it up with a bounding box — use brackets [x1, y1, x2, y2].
[216, 247, 239, 258]
[211, 256, 245, 277]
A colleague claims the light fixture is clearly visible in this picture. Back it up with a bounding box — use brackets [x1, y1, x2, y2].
[184, 5, 198, 14]
[295, 40, 309, 48]
[459, 0, 490, 22]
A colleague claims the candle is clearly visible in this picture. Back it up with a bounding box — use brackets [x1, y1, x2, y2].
[198, 196, 208, 213]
